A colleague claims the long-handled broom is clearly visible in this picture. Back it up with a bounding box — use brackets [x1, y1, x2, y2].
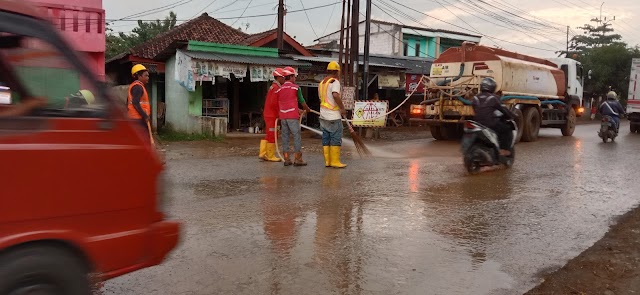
[343, 114, 371, 157]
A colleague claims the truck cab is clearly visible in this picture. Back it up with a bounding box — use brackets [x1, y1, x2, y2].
[0, 1, 179, 293]
[546, 57, 584, 106]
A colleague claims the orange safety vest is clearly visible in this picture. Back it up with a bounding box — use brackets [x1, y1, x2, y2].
[127, 80, 151, 119]
[319, 78, 339, 111]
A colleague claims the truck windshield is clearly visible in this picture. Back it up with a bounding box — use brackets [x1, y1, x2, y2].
[0, 33, 104, 110]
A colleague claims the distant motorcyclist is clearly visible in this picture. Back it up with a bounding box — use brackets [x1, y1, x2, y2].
[599, 91, 625, 132]
[472, 77, 515, 156]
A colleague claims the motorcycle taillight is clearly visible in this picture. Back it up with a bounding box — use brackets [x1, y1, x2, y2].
[603, 117, 609, 122]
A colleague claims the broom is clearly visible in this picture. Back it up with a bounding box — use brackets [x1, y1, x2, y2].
[310, 109, 370, 157]
[146, 120, 156, 147]
[343, 114, 371, 157]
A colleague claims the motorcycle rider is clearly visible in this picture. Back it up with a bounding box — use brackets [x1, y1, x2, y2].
[472, 77, 515, 156]
[599, 91, 625, 132]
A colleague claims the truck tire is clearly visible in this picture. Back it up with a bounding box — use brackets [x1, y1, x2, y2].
[430, 125, 446, 140]
[442, 124, 462, 140]
[522, 107, 540, 142]
[513, 109, 524, 143]
[631, 124, 638, 133]
[561, 107, 577, 136]
[0, 245, 91, 295]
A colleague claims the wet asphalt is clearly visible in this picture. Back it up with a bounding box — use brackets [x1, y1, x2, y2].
[104, 122, 640, 295]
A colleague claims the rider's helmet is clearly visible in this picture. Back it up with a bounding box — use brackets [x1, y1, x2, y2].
[607, 91, 617, 100]
[480, 77, 497, 93]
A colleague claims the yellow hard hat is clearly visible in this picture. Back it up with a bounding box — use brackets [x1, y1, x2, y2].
[131, 64, 147, 76]
[327, 61, 340, 71]
[79, 90, 95, 105]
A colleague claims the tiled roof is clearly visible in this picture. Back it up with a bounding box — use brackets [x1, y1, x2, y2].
[240, 29, 277, 46]
[130, 13, 249, 59]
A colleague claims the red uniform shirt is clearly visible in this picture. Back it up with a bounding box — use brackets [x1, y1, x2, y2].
[276, 81, 300, 120]
[263, 81, 281, 118]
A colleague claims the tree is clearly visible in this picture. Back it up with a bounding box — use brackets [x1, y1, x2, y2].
[559, 18, 623, 57]
[579, 44, 640, 104]
[106, 12, 178, 60]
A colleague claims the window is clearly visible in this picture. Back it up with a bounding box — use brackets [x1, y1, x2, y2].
[0, 34, 105, 114]
[577, 64, 584, 86]
[415, 43, 421, 57]
[403, 42, 409, 56]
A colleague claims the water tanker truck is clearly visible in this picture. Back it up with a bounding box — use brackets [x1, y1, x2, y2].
[410, 42, 585, 142]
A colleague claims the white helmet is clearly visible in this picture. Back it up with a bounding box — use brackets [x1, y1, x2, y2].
[607, 91, 617, 100]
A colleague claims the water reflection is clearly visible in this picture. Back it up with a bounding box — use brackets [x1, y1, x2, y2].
[260, 176, 301, 294]
[313, 169, 364, 295]
[408, 160, 420, 193]
[420, 172, 515, 268]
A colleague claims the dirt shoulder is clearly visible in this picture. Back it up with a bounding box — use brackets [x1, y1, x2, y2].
[525, 206, 640, 295]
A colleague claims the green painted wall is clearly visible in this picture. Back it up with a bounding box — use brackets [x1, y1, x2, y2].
[420, 38, 428, 58]
[188, 85, 202, 116]
[428, 37, 437, 58]
[15, 67, 80, 108]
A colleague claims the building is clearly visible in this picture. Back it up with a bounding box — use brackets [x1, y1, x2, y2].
[314, 20, 481, 59]
[27, 0, 106, 80]
[106, 13, 312, 135]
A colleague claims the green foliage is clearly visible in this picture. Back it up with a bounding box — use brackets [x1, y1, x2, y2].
[106, 12, 178, 60]
[560, 18, 640, 103]
[579, 44, 640, 103]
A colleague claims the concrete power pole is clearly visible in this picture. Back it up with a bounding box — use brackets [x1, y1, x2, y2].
[566, 26, 569, 57]
[350, 0, 360, 89]
[363, 0, 372, 101]
[277, 0, 284, 51]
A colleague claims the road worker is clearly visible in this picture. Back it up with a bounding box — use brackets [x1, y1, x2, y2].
[128, 64, 151, 139]
[259, 68, 286, 162]
[276, 68, 307, 166]
[318, 61, 347, 168]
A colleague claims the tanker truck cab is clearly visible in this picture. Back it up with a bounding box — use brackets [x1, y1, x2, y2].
[415, 43, 583, 142]
[0, 1, 180, 293]
[546, 57, 585, 111]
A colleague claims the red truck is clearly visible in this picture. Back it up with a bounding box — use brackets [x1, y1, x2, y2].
[0, 1, 179, 293]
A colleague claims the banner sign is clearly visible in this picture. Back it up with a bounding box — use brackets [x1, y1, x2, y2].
[405, 73, 425, 95]
[352, 100, 388, 127]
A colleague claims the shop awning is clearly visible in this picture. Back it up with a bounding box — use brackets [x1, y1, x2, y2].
[182, 51, 311, 67]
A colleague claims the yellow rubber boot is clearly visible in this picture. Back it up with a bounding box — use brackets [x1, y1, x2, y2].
[323, 146, 331, 167]
[259, 140, 267, 160]
[329, 146, 347, 168]
[265, 143, 282, 162]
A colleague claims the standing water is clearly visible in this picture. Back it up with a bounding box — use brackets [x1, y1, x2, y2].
[300, 124, 406, 159]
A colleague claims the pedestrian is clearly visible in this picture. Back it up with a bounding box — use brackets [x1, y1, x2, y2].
[318, 61, 347, 168]
[276, 68, 308, 166]
[259, 68, 286, 162]
[127, 64, 152, 141]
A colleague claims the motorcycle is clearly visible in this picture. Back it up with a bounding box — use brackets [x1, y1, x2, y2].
[461, 119, 517, 174]
[598, 115, 618, 143]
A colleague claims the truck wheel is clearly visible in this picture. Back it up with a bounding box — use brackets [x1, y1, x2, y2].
[521, 107, 541, 142]
[442, 124, 462, 140]
[561, 108, 577, 136]
[631, 124, 638, 133]
[0, 245, 91, 295]
[513, 109, 524, 143]
[430, 125, 445, 140]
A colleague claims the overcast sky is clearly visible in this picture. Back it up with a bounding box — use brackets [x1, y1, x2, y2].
[105, 0, 639, 58]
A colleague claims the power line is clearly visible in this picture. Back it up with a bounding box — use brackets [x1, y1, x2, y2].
[113, 0, 194, 21]
[299, 0, 319, 38]
[370, 2, 435, 58]
[321, 1, 339, 37]
[189, 0, 220, 19]
[211, 1, 274, 15]
[230, 0, 252, 26]
[384, 0, 563, 52]
[106, 2, 341, 22]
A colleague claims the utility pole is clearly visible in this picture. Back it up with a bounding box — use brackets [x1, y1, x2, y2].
[350, 0, 360, 89]
[363, 0, 372, 100]
[277, 0, 285, 51]
[566, 25, 569, 58]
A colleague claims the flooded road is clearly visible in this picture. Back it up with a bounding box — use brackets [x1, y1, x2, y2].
[105, 123, 640, 295]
